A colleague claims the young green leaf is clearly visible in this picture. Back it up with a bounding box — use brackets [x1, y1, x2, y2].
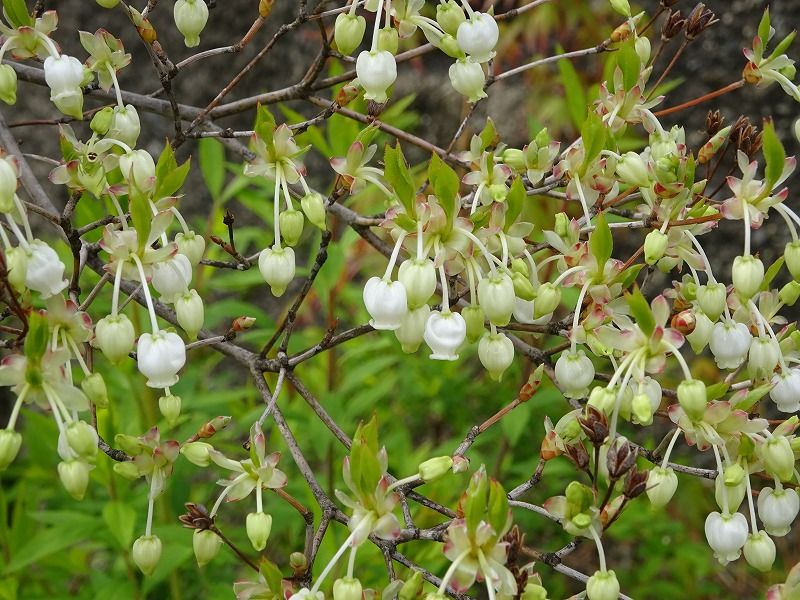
[504, 177, 525, 231]
[762, 118, 786, 187]
[616, 41, 641, 92]
[428, 153, 460, 233]
[557, 47, 587, 129]
[589, 212, 613, 268]
[3, 0, 33, 27]
[580, 112, 606, 175]
[384, 143, 416, 218]
[626, 287, 655, 337]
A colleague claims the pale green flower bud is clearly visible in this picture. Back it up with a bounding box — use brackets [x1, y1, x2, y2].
[780, 281, 800, 306]
[132, 534, 162, 576]
[193, 529, 221, 567]
[478, 332, 514, 381]
[644, 230, 668, 265]
[586, 570, 620, 600]
[588, 386, 616, 415]
[335, 12, 367, 56]
[609, 0, 631, 17]
[743, 531, 776, 572]
[631, 392, 654, 425]
[478, 273, 515, 326]
[113, 460, 141, 479]
[437, 34, 463, 59]
[65, 420, 99, 459]
[333, 577, 363, 600]
[534, 283, 561, 318]
[731, 254, 764, 298]
[180, 441, 214, 467]
[634, 36, 651, 64]
[436, 0, 466, 36]
[81, 372, 109, 408]
[175, 230, 206, 265]
[448, 58, 487, 103]
[554, 212, 570, 237]
[279, 209, 305, 246]
[5, 246, 27, 290]
[94, 313, 136, 364]
[399, 571, 424, 600]
[520, 582, 548, 600]
[108, 104, 141, 147]
[502, 148, 526, 171]
[90, 106, 114, 135]
[646, 466, 678, 508]
[785, 241, 800, 281]
[462, 304, 485, 343]
[159, 394, 182, 426]
[394, 304, 430, 353]
[761, 435, 795, 481]
[0, 156, 18, 213]
[96, 0, 120, 6]
[175, 289, 204, 340]
[259, 245, 295, 296]
[58, 460, 91, 500]
[301, 192, 327, 230]
[378, 27, 399, 54]
[677, 379, 707, 421]
[119, 149, 156, 193]
[174, 0, 209, 48]
[399, 259, 436, 308]
[0, 429, 22, 470]
[697, 282, 727, 321]
[512, 271, 536, 301]
[246, 511, 273, 551]
[616, 151, 649, 187]
[418, 456, 453, 482]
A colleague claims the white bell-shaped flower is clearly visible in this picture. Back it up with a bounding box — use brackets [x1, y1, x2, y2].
[748, 336, 780, 378]
[477, 331, 514, 380]
[477, 272, 515, 326]
[119, 149, 156, 193]
[448, 58, 487, 103]
[43, 55, 85, 119]
[704, 511, 748, 565]
[24, 239, 68, 298]
[259, 245, 295, 296]
[363, 276, 408, 330]
[137, 330, 186, 389]
[554, 350, 595, 399]
[769, 369, 800, 413]
[456, 12, 499, 63]
[424, 310, 466, 360]
[151, 253, 193, 303]
[709, 320, 752, 369]
[175, 289, 204, 340]
[108, 104, 141, 147]
[757, 486, 799, 537]
[0, 156, 18, 211]
[174, 0, 209, 48]
[355, 50, 397, 103]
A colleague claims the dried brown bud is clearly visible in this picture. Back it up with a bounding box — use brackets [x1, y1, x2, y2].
[606, 437, 638, 480]
[232, 316, 257, 332]
[259, 0, 275, 18]
[540, 430, 561, 461]
[623, 468, 649, 499]
[705, 110, 725, 135]
[336, 81, 361, 107]
[685, 3, 718, 40]
[661, 10, 686, 41]
[660, 0, 682, 7]
[565, 442, 590, 471]
[179, 503, 214, 530]
[731, 116, 762, 156]
[579, 405, 609, 445]
[197, 415, 232, 439]
[671, 309, 696, 335]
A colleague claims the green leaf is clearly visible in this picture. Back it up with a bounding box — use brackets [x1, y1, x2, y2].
[102, 501, 136, 549]
[23, 311, 48, 361]
[260, 558, 284, 594]
[626, 287, 655, 337]
[706, 382, 730, 401]
[504, 177, 525, 231]
[616, 263, 644, 289]
[761, 119, 786, 187]
[156, 156, 191, 199]
[383, 143, 416, 218]
[393, 212, 417, 232]
[757, 8, 771, 45]
[3, 0, 32, 27]
[589, 212, 612, 268]
[479, 117, 499, 151]
[198, 138, 225, 198]
[155, 141, 177, 181]
[616, 41, 641, 92]
[253, 104, 276, 149]
[557, 46, 587, 129]
[129, 196, 151, 253]
[464, 466, 488, 536]
[762, 256, 785, 291]
[428, 153, 460, 233]
[767, 31, 797, 63]
[732, 383, 772, 411]
[580, 112, 606, 175]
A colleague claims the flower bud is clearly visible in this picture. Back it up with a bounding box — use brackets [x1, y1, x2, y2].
[97, 0, 120, 6]
[58, 460, 91, 500]
[44, 55, 85, 119]
[175, 231, 206, 265]
[424, 310, 466, 360]
[175, 289, 204, 340]
[159, 394, 182, 426]
[644, 230, 668, 265]
[698, 125, 732, 164]
[715, 463, 746, 513]
[456, 12, 499, 63]
[437, 33, 463, 59]
[333, 577, 363, 600]
[174, 0, 209, 47]
[534, 283, 561, 318]
[748, 336, 780, 378]
[477, 272, 515, 326]
[502, 148, 526, 172]
[279, 209, 305, 246]
[137, 330, 186, 389]
[398, 259, 436, 308]
[193, 529, 221, 567]
[301, 192, 327, 230]
[377, 27, 399, 54]
[786, 241, 800, 281]
[677, 379, 706, 421]
[744, 531, 776, 572]
[634, 36, 651, 63]
[0, 429, 22, 470]
[511, 271, 536, 301]
[113, 460, 140, 479]
[399, 571, 424, 600]
[180, 441, 213, 467]
[780, 280, 800, 306]
[90, 106, 114, 135]
[246, 511, 273, 551]
[757, 486, 799, 537]
[108, 104, 141, 147]
[448, 58, 487, 103]
[418, 456, 453, 482]
[588, 386, 616, 415]
[364, 276, 408, 330]
[81, 372, 109, 408]
[462, 304, 485, 343]
[290, 552, 308, 574]
[586, 570, 620, 600]
[356, 50, 397, 103]
[5, 246, 27, 290]
[631, 392, 654, 425]
[132, 534, 162, 576]
[616, 151, 649, 187]
[555, 350, 595, 399]
[259, 245, 295, 296]
[436, 0, 466, 36]
[94, 313, 136, 364]
[335, 12, 367, 56]
[394, 304, 430, 353]
[647, 466, 678, 508]
[609, 0, 631, 16]
[478, 331, 514, 381]
[0, 64, 16, 105]
[119, 149, 156, 193]
[731, 254, 764, 298]
[696, 282, 727, 321]
[65, 420, 99, 459]
[761, 435, 795, 481]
